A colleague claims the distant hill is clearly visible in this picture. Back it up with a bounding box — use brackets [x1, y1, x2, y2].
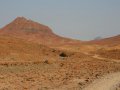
[94, 36, 102, 40]
[88, 35, 120, 45]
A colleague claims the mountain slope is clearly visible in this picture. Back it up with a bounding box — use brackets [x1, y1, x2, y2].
[0, 35, 60, 64]
[0, 17, 80, 46]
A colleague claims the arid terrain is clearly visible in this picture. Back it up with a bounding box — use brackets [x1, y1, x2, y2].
[0, 17, 120, 90]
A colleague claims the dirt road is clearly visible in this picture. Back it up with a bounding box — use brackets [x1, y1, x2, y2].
[83, 52, 120, 63]
[93, 54, 120, 63]
[83, 72, 120, 90]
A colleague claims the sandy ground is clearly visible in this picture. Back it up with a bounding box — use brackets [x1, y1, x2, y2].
[0, 56, 119, 90]
[0, 36, 120, 90]
[83, 72, 120, 90]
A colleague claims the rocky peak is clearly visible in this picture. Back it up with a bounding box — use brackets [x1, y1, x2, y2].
[1, 17, 53, 34]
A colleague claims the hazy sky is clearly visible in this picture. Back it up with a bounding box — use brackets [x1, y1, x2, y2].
[0, 0, 120, 40]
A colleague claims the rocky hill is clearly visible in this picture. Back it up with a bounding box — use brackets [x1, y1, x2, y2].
[0, 17, 80, 46]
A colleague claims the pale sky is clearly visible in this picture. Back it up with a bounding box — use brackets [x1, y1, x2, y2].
[0, 0, 120, 40]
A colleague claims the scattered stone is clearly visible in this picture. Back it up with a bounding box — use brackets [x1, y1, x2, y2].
[44, 60, 49, 64]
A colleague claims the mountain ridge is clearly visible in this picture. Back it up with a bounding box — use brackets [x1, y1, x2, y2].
[0, 17, 120, 46]
[0, 17, 80, 46]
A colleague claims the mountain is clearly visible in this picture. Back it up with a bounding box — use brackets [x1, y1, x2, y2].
[1, 17, 119, 47]
[88, 35, 120, 45]
[94, 36, 102, 40]
[0, 17, 80, 46]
